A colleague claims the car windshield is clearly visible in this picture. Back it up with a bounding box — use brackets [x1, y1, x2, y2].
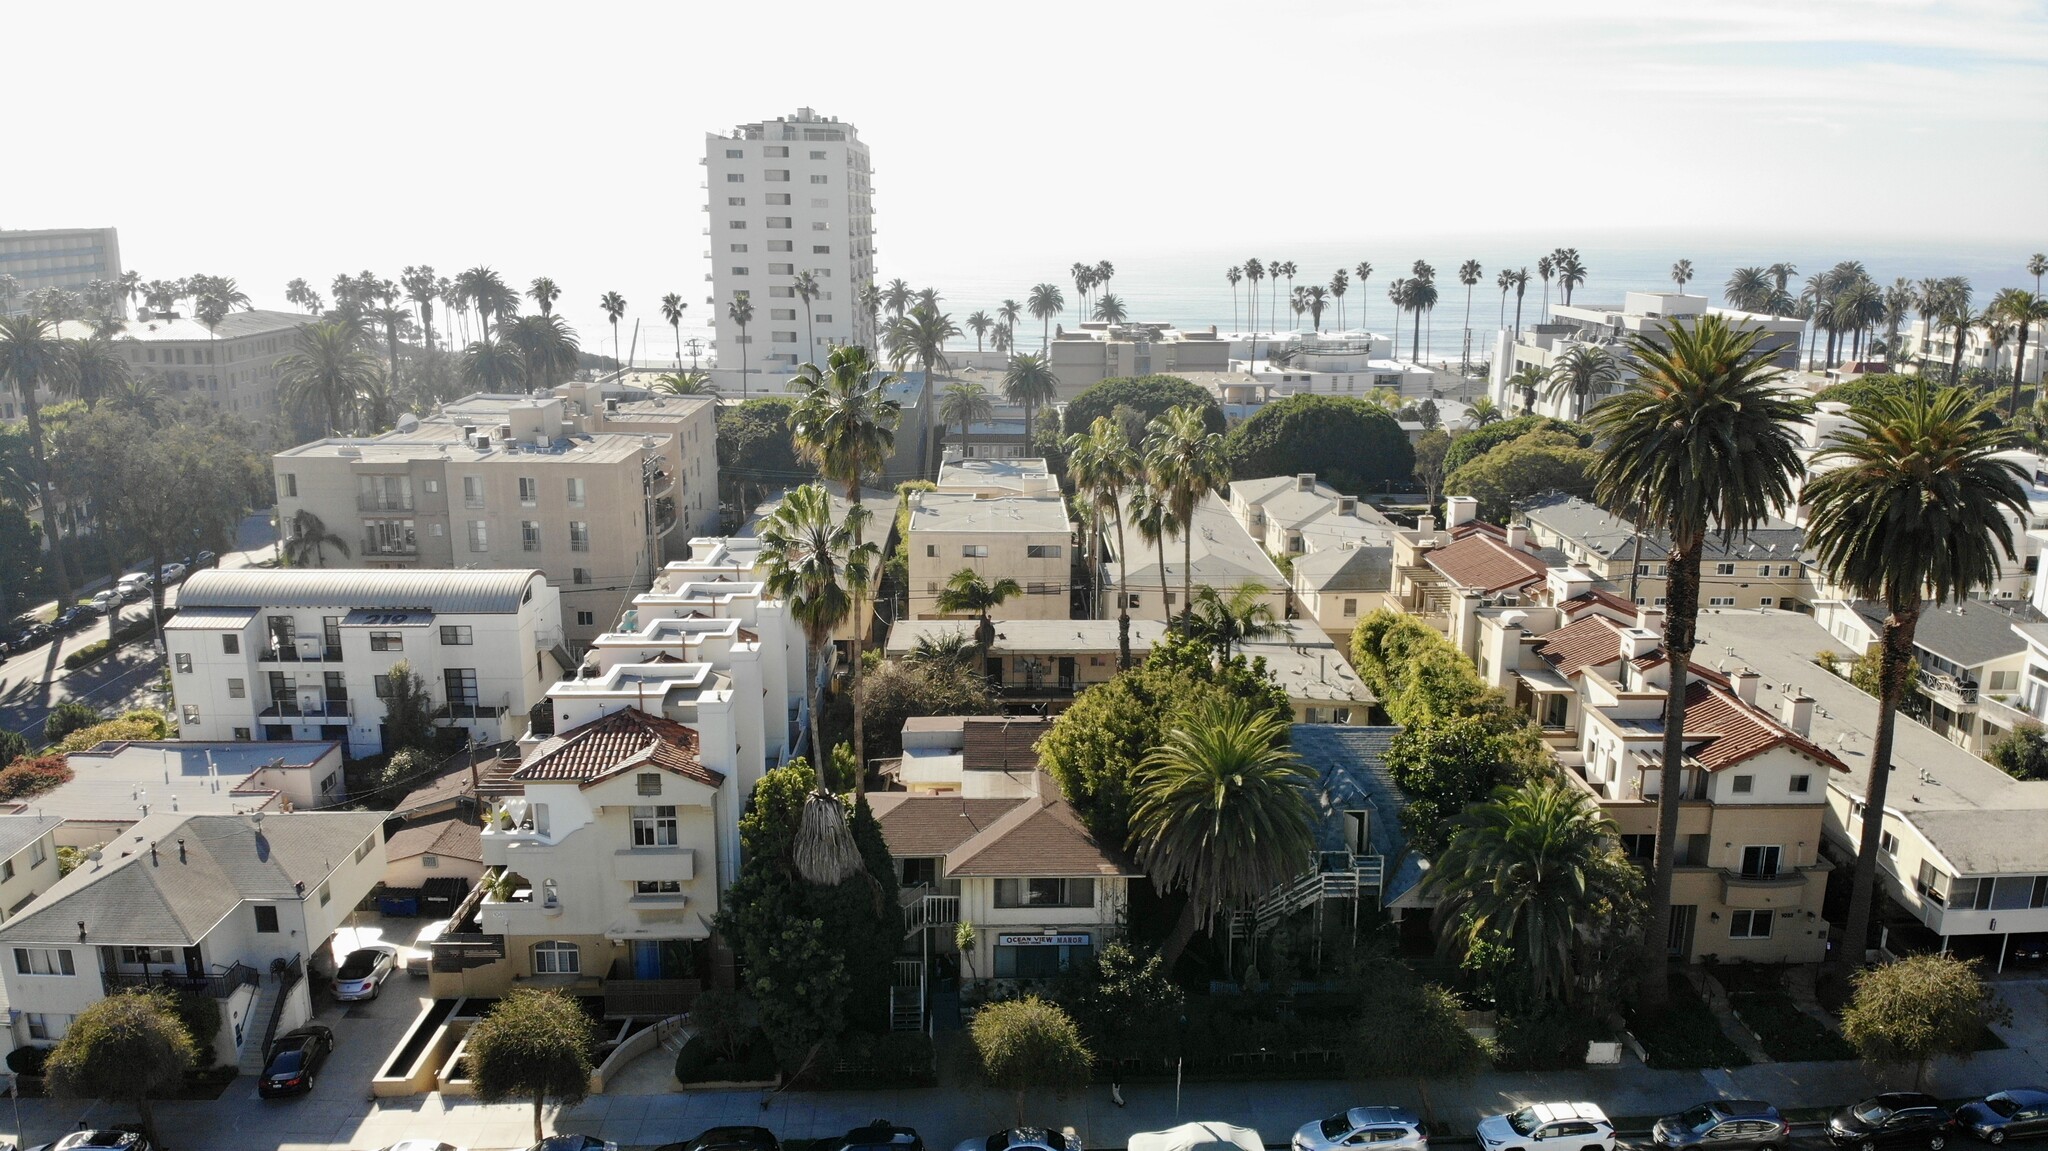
[1507, 1109, 1539, 1136]
[1322, 1116, 1352, 1141]
[1854, 1103, 1890, 1126]
[270, 1050, 305, 1072]
[1677, 1107, 1718, 1132]
[339, 951, 380, 977]
[1984, 1095, 2020, 1119]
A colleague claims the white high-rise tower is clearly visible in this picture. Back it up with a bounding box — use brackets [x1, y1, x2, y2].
[704, 108, 875, 395]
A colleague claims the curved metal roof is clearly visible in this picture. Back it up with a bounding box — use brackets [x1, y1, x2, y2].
[178, 568, 546, 614]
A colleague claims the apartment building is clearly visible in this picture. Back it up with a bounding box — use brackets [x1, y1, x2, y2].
[166, 569, 564, 757]
[1047, 322, 1231, 399]
[1388, 496, 1557, 657]
[1521, 494, 1813, 611]
[704, 108, 874, 392]
[1814, 598, 2032, 757]
[1104, 492, 1287, 623]
[1230, 473, 1398, 559]
[907, 491, 1075, 621]
[1488, 292, 1805, 420]
[1903, 317, 2043, 386]
[0, 811, 385, 1063]
[0, 227, 120, 314]
[936, 454, 1059, 499]
[1242, 333, 1437, 401]
[1475, 605, 1838, 963]
[0, 818, 62, 926]
[12, 309, 304, 423]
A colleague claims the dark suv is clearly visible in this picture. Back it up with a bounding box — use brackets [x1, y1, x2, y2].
[838, 1122, 925, 1151]
[1655, 1102, 1791, 1151]
[1830, 1094, 1956, 1151]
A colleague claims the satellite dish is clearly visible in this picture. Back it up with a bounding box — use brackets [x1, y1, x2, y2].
[395, 413, 421, 433]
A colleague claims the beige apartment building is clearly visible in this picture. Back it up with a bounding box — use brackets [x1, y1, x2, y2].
[905, 491, 1075, 621]
[0, 227, 120, 314]
[17, 310, 305, 423]
[1047, 322, 1231, 399]
[1520, 494, 1813, 612]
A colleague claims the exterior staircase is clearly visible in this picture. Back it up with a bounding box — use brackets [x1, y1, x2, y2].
[1227, 855, 1385, 942]
[889, 958, 925, 1032]
[236, 980, 283, 1074]
[657, 1016, 695, 1058]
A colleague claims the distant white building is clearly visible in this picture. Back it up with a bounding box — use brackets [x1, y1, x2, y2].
[5, 741, 344, 845]
[1243, 333, 1439, 402]
[1902, 317, 2044, 386]
[1047, 322, 1233, 398]
[1104, 492, 1287, 623]
[0, 227, 120, 316]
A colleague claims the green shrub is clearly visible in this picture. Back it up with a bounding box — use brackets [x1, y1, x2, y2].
[1626, 975, 1750, 1069]
[1727, 988, 1854, 1062]
[673, 1029, 778, 1084]
[42, 701, 104, 745]
[1062, 374, 1223, 437]
[165, 989, 223, 1068]
[55, 717, 167, 754]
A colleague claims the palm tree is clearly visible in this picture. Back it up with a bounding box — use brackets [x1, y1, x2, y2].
[597, 291, 627, 377]
[997, 298, 1022, 339]
[1510, 268, 1529, 337]
[278, 320, 380, 433]
[401, 265, 440, 357]
[1806, 380, 2025, 976]
[1386, 279, 1407, 359]
[1993, 289, 2048, 418]
[1129, 489, 1179, 627]
[1096, 260, 1116, 300]
[1496, 269, 1514, 331]
[505, 314, 581, 391]
[757, 483, 875, 885]
[1353, 261, 1373, 333]
[282, 509, 350, 568]
[1065, 416, 1141, 667]
[1881, 278, 1918, 364]
[2029, 254, 2047, 297]
[0, 314, 74, 601]
[459, 338, 528, 393]
[990, 323, 1013, 356]
[1942, 284, 1976, 384]
[1544, 344, 1623, 421]
[456, 267, 513, 345]
[1269, 258, 1284, 331]
[1536, 255, 1555, 321]
[653, 370, 717, 397]
[1145, 405, 1228, 626]
[660, 293, 688, 371]
[1027, 283, 1064, 353]
[528, 277, 561, 318]
[1768, 262, 1799, 301]
[1455, 259, 1483, 371]
[1244, 258, 1266, 341]
[1586, 313, 1807, 1007]
[1188, 583, 1281, 659]
[727, 293, 755, 399]
[905, 629, 979, 676]
[1405, 277, 1440, 363]
[1330, 268, 1349, 331]
[63, 334, 130, 408]
[792, 271, 821, 366]
[1071, 262, 1094, 323]
[1468, 396, 1502, 426]
[1424, 777, 1629, 1006]
[882, 279, 912, 319]
[1225, 266, 1243, 331]
[1506, 364, 1545, 413]
[1094, 294, 1128, 324]
[1554, 250, 1587, 307]
[886, 304, 961, 406]
[935, 568, 1022, 637]
[1002, 352, 1059, 455]
[940, 380, 994, 460]
[966, 310, 993, 353]
[1670, 259, 1694, 293]
[1129, 697, 1316, 968]
[789, 343, 901, 785]
[1302, 285, 1331, 332]
[1724, 267, 1772, 313]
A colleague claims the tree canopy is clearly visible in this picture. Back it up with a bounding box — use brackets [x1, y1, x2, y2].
[1223, 394, 1415, 492]
[1841, 953, 2011, 1088]
[45, 990, 195, 1145]
[970, 995, 1094, 1124]
[1812, 372, 1916, 410]
[1444, 429, 1599, 523]
[1988, 723, 2048, 781]
[715, 396, 809, 522]
[465, 987, 600, 1143]
[1063, 374, 1224, 437]
[1442, 414, 1589, 475]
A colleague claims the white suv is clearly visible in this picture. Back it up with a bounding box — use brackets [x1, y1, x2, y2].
[1477, 1104, 1615, 1151]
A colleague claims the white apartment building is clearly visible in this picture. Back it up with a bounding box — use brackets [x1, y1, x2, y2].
[1104, 492, 1288, 624]
[704, 108, 874, 393]
[166, 569, 565, 757]
[907, 491, 1075, 621]
[11, 742, 345, 844]
[1903, 317, 2044, 386]
[0, 227, 120, 315]
[1242, 333, 1438, 402]
[0, 818, 62, 926]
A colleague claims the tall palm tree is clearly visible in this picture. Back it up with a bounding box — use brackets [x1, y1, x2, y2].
[63, 334, 130, 409]
[278, 320, 380, 433]
[1456, 260, 1483, 368]
[1536, 255, 1555, 322]
[1881, 278, 1918, 364]
[1065, 416, 1141, 667]
[1496, 269, 1514, 331]
[528, 277, 561, 318]
[1387, 279, 1408, 359]
[997, 298, 1022, 339]
[653, 370, 717, 397]
[727, 293, 755, 399]
[1554, 250, 1587, 307]
[1806, 381, 2025, 976]
[0, 314, 74, 601]
[1993, 289, 2048, 418]
[598, 291, 627, 377]
[660, 293, 688, 371]
[990, 323, 1013, 356]
[882, 278, 912, 319]
[1510, 268, 1529, 337]
[1302, 285, 1331, 332]
[792, 271, 821, 366]
[1225, 266, 1243, 332]
[1027, 283, 1064, 354]
[1145, 405, 1228, 626]
[1002, 352, 1059, 454]
[459, 338, 528, 393]
[505, 314, 581, 391]
[1128, 489, 1179, 627]
[940, 380, 994, 459]
[2030, 254, 2047, 297]
[1094, 294, 1128, 324]
[282, 509, 350, 568]
[1188, 583, 1281, 659]
[757, 482, 874, 885]
[1587, 313, 1807, 1007]
[1942, 284, 1976, 384]
[1071, 262, 1094, 323]
[789, 343, 901, 786]
[1129, 697, 1316, 968]
[401, 266, 439, 357]
[1243, 258, 1266, 339]
[1405, 277, 1440, 363]
[1724, 267, 1772, 313]
[885, 304, 961, 412]
[935, 568, 1022, 635]
[1424, 777, 1630, 1006]
[456, 267, 513, 345]
[1670, 259, 1694, 293]
[1544, 343, 1623, 421]
[966, 310, 993, 353]
[1269, 258, 1284, 333]
[1330, 268, 1349, 331]
[1353, 261, 1373, 333]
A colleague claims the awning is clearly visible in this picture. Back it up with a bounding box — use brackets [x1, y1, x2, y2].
[341, 608, 436, 627]
[1518, 666, 1576, 693]
[163, 607, 257, 630]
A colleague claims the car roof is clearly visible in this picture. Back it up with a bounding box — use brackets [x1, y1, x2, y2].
[1991, 1090, 2048, 1104]
[1529, 1104, 1608, 1124]
[1875, 1093, 1942, 1108]
[1350, 1107, 1422, 1127]
[1707, 1101, 1781, 1118]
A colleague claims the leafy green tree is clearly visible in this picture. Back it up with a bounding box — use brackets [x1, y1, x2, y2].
[1442, 414, 1588, 475]
[1055, 942, 1184, 1066]
[466, 987, 599, 1143]
[970, 995, 1094, 1124]
[857, 656, 992, 761]
[715, 396, 805, 521]
[1384, 714, 1537, 855]
[1345, 978, 1488, 1123]
[1222, 394, 1415, 492]
[1842, 954, 2011, 1089]
[42, 700, 103, 745]
[1130, 697, 1316, 967]
[45, 990, 195, 1144]
[1063, 374, 1223, 437]
[1443, 429, 1599, 522]
[1413, 427, 1451, 511]
[1813, 372, 1917, 410]
[1805, 382, 2026, 976]
[379, 659, 438, 753]
[0, 729, 27, 768]
[0, 313, 73, 602]
[1988, 723, 2048, 781]
[1349, 608, 1489, 725]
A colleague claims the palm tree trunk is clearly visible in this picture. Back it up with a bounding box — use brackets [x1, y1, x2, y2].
[673, 321, 682, 371]
[1180, 531, 1194, 628]
[23, 400, 71, 604]
[1411, 312, 1421, 363]
[846, 479, 869, 798]
[2011, 324, 2031, 418]
[1640, 541, 1702, 1010]
[1836, 606, 1920, 979]
[806, 636, 830, 775]
[1113, 511, 1133, 670]
[1159, 898, 1201, 970]
[1155, 536, 1171, 627]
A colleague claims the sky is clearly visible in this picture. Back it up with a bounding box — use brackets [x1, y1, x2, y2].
[8, 0, 2045, 359]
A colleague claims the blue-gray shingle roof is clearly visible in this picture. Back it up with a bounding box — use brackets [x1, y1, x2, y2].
[1288, 724, 1429, 907]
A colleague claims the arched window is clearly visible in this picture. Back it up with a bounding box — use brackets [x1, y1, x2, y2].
[531, 940, 579, 975]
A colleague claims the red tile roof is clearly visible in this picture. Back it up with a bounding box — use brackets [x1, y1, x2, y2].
[1533, 615, 1629, 677]
[512, 708, 725, 789]
[1681, 670, 1847, 774]
[1425, 532, 1547, 593]
[1562, 587, 1642, 618]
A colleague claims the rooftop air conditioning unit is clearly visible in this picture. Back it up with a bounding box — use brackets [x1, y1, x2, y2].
[472, 434, 492, 451]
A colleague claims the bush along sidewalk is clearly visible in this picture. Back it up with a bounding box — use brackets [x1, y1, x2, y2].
[63, 616, 156, 671]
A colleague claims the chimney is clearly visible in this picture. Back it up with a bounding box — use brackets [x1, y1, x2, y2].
[1782, 689, 1815, 736]
[1505, 523, 1529, 550]
[1637, 605, 1666, 633]
[1619, 626, 1659, 662]
[1417, 514, 1437, 536]
[1445, 495, 1478, 528]
[1296, 473, 1316, 492]
[1731, 667, 1761, 705]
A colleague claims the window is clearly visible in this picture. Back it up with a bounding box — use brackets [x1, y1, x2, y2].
[768, 239, 793, 252]
[637, 772, 662, 796]
[566, 477, 585, 506]
[182, 704, 200, 725]
[282, 473, 297, 497]
[421, 854, 439, 869]
[440, 625, 473, 645]
[569, 522, 590, 552]
[1620, 834, 1656, 863]
[993, 938, 1093, 979]
[1778, 565, 1793, 577]
[813, 245, 831, 255]
[724, 147, 742, 158]
[1757, 564, 1772, 576]
[728, 243, 748, 253]
[444, 668, 478, 707]
[1715, 563, 1736, 575]
[463, 475, 484, 508]
[522, 521, 541, 551]
[631, 805, 678, 847]
[222, 633, 239, 655]
[1731, 774, 1753, 794]
[27, 840, 44, 868]
[767, 216, 792, 228]
[13, 948, 74, 976]
[809, 149, 826, 159]
[518, 476, 538, 505]
[766, 193, 791, 205]
[119, 946, 178, 966]
[25, 1014, 68, 1041]
[1759, 597, 1776, 608]
[924, 544, 936, 557]
[635, 880, 682, 895]
[768, 263, 794, 275]
[1026, 544, 1062, 559]
[369, 631, 403, 651]
[0, 860, 12, 882]
[532, 941, 580, 974]
[228, 678, 246, 699]
[811, 174, 828, 184]
[765, 146, 788, 157]
[730, 267, 751, 277]
[467, 520, 489, 552]
[1881, 829, 1899, 855]
[1789, 774, 1810, 793]
[1740, 845, 1782, 879]
[318, 882, 331, 906]
[1028, 582, 1050, 595]
[233, 727, 251, 741]
[174, 653, 192, 673]
[765, 170, 789, 182]
[726, 196, 745, 206]
[725, 173, 744, 183]
[962, 544, 989, 558]
[816, 314, 833, 324]
[993, 878, 1095, 908]
[1728, 909, 1774, 939]
[1708, 596, 1737, 607]
[573, 567, 591, 585]
[576, 611, 594, 627]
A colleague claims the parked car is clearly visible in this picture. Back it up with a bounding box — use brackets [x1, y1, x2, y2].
[1958, 1090, 2048, 1145]
[656, 1127, 782, 1151]
[116, 573, 151, 601]
[837, 1122, 926, 1151]
[528, 1138, 618, 1151]
[90, 590, 122, 614]
[1297, 1107, 1428, 1151]
[8, 623, 54, 652]
[373, 1143, 466, 1151]
[53, 606, 94, 632]
[332, 944, 400, 1000]
[407, 918, 453, 974]
[157, 562, 187, 585]
[1654, 1101, 1791, 1151]
[26, 1132, 154, 1151]
[1829, 1094, 1955, 1151]
[259, 1023, 334, 1097]
[1477, 1104, 1616, 1151]
[954, 1131, 1081, 1151]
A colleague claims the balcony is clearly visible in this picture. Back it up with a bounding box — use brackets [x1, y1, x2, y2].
[361, 535, 418, 558]
[436, 696, 510, 722]
[357, 493, 415, 512]
[260, 696, 353, 719]
[1720, 867, 1812, 908]
[1917, 667, 1979, 707]
[102, 961, 259, 1000]
[257, 645, 343, 664]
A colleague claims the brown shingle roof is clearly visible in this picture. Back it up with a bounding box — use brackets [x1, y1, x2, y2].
[868, 796, 1026, 856]
[1425, 532, 1546, 593]
[947, 799, 1139, 878]
[512, 708, 725, 789]
[962, 716, 1051, 772]
[1534, 615, 1628, 677]
[386, 813, 484, 863]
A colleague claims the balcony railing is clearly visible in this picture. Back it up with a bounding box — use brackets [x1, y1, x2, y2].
[437, 695, 510, 721]
[102, 961, 259, 999]
[260, 697, 353, 719]
[257, 645, 343, 664]
[361, 536, 419, 557]
[357, 493, 415, 512]
[1917, 668, 1978, 705]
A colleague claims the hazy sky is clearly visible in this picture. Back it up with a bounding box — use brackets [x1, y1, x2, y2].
[10, 0, 2044, 355]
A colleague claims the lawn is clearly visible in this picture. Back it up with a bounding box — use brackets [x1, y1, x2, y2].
[1627, 975, 1751, 1069]
[1726, 988, 1855, 1062]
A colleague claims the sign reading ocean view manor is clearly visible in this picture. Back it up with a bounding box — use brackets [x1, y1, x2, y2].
[997, 933, 1092, 947]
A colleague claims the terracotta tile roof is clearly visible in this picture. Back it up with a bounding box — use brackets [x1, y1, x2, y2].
[386, 813, 484, 863]
[868, 796, 1027, 856]
[962, 716, 1052, 772]
[1681, 671, 1847, 774]
[1425, 532, 1546, 593]
[1562, 588, 1642, 618]
[1533, 615, 1628, 677]
[511, 708, 725, 789]
[947, 798, 1139, 877]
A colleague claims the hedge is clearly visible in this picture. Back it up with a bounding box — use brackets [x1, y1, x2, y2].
[673, 1029, 778, 1084]
[62, 616, 156, 670]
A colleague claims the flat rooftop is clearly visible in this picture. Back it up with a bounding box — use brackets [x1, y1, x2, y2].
[8, 741, 339, 823]
[277, 422, 660, 465]
[908, 492, 1071, 534]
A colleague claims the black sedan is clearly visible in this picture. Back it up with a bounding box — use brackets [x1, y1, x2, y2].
[1830, 1094, 1956, 1151]
[53, 606, 95, 632]
[1958, 1090, 2048, 1145]
[657, 1128, 781, 1151]
[259, 1023, 334, 1097]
